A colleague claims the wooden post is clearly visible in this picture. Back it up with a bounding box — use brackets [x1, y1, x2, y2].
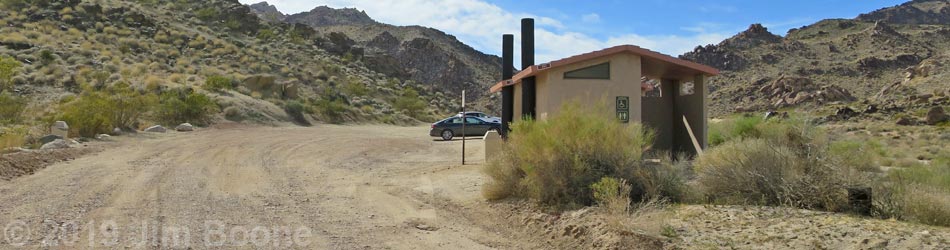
[683, 116, 704, 155]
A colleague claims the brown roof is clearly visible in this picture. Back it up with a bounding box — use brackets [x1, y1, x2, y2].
[489, 45, 719, 93]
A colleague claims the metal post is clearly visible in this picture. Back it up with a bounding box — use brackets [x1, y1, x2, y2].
[461, 90, 466, 165]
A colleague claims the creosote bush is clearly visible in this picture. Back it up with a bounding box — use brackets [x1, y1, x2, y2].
[695, 117, 864, 211]
[203, 75, 233, 92]
[0, 91, 26, 124]
[483, 101, 658, 209]
[155, 88, 218, 126]
[58, 83, 157, 137]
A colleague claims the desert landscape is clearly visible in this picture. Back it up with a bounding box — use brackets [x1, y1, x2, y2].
[0, 125, 947, 249]
[1, 0, 949, 249]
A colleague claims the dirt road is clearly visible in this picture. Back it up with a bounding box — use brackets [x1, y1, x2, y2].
[0, 125, 546, 249]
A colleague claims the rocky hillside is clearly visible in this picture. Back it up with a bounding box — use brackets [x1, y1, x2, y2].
[0, 0, 458, 137]
[682, 0, 950, 118]
[249, 2, 502, 112]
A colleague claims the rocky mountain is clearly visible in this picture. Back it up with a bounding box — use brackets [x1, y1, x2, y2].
[249, 3, 502, 112]
[0, 0, 455, 135]
[248, 2, 284, 23]
[681, 0, 950, 117]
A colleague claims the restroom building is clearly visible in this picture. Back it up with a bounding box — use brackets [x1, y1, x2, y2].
[492, 18, 719, 155]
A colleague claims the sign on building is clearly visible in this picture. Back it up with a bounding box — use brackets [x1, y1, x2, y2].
[616, 96, 630, 123]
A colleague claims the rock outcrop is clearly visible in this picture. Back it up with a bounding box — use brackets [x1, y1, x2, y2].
[757, 76, 856, 108]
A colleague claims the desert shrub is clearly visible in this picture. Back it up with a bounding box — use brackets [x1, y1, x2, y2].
[313, 98, 346, 123]
[0, 127, 26, 149]
[155, 89, 217, 126]
[0, 56, 21, 91]
[343, 78, 370, 97]
[393, 88, 427, 120]
[695, 117, 860, 211]
[829, 140, 879, 172]
[284, 100, 308, 124]
[104, 83, 157, 130]
[203, 75, 233, 92]
[482, 102, 657, 209]
[58, 91, 113, 137]
[591, 177, 632, 215]
[0, 91, 26, 124]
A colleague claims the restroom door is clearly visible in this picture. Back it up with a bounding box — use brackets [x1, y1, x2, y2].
[640, 79, 676, 154]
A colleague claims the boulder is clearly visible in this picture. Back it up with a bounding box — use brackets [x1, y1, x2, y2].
[39, 134, 64, 144]
[40, 139, 70, 150]
[896, 116, 918, 126]
[112, 127, 123, 135]
[926, 107, 949, 125]
[175, 123, 194, 132]
[144, 125, 167, 133]
[51, 121, 69, 138]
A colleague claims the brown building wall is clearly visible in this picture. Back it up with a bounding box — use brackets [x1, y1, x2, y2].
[533, 53, 643, 121]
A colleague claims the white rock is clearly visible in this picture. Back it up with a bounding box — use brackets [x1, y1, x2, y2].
[144, 125, 167, 133]
[40, 139, 70, 150]
[96, 134, 111, 140]
[51, 121, 69, 138]
[175, 123, 195, 132]
[52, 121, 69, 130]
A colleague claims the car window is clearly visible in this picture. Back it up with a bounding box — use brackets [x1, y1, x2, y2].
[465, 117, 481, 124]
[448, 118, 462, 124]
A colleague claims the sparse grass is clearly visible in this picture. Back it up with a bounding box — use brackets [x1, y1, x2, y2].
[0, 91, 26, 124]
[0, 127, 26, 149]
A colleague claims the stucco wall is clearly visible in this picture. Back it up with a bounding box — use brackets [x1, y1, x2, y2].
[534, 53, 643, 121]
[671, 74, 707, 153]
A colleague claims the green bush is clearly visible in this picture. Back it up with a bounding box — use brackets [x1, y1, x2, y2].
[105, 83, 157, 130]
[203, 75, 233, 92]
[393, 88, 427, 120]
[155, 89, 218, 126]
[0, 56, 21, 91]
[0, 91, 26, 124]
[59, 91, 113, 137]
[482, 102, 657, 209]
[591, 177, 632, 215]
[284, 100, 308, 124]
[313, 98, 346, 123]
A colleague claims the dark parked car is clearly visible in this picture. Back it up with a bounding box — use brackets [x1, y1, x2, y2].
[430, 116, 501, 141]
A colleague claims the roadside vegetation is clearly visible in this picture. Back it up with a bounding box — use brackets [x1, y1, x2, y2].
[484, 105, 950, 230]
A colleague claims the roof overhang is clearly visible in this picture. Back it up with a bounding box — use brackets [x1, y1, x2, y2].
[490, 45, 720, 93]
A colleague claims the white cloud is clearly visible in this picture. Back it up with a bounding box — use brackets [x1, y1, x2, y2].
[240, 0, 729, 63]
[581, 13, 601, 23]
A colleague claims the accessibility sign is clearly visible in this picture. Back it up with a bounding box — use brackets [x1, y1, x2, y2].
[616, 96, 629, 123]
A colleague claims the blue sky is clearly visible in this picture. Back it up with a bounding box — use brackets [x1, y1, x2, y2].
[242, 0, 906, 63]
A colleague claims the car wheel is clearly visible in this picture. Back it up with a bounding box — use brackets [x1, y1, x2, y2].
[441, 130, 454, 141]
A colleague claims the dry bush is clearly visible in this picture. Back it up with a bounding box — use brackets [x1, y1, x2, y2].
[695, 118, 856, 211]
[0, 127, 26, 149]
[482, 101, 658, 209]
[900, 185, 950, 226]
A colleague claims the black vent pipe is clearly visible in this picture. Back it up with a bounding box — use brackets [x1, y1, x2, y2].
[501, 34, 514, 137]
[521, 18, 536, 119]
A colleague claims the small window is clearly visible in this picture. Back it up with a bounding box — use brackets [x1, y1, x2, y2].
[642, 77, 662, 97]
[448, 118, 462, 124]
[564, 62, 610, 79]
[680, 82, 695, 96]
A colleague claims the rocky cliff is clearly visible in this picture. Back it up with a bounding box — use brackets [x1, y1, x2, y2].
[681, 0, 950, 117]
[249, 3, 502, 112]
